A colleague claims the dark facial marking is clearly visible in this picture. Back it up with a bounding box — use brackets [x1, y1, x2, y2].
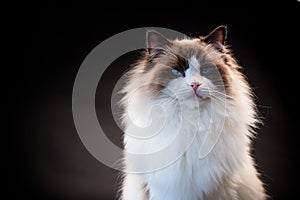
[174, 55, 188, 77]
[138, 31, 237, 97]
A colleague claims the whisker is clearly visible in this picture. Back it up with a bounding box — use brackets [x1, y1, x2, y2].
[162, 89, 191, 97]
[209, 95, 228, 104]
[213, 84, 231, 88]
[201, 90, 227, 96]
[202, 89, 226, 94]
[201, 89, 232, 98]
[209, 92, 232, 99]
[210, 95, 232, 102]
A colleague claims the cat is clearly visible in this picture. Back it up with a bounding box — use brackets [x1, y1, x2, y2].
[119, 26, 266, 200]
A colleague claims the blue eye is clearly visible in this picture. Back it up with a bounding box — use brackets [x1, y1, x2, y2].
[201, 65, 214, 75]
[171, 69, 182, 76]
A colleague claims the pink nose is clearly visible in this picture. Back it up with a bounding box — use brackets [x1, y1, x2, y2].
[190, 82, 201, 91]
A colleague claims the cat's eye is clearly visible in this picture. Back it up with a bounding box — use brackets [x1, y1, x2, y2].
[200, 65, 214, 75]
[171, 69, 182, 76]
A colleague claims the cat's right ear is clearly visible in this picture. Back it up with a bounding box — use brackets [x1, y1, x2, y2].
[146, 30, 171, 51]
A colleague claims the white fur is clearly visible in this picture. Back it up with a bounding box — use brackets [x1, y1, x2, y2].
[120, 55, 266, 199]
[189, 56, 201, 70]
[185, 57, 202, 87]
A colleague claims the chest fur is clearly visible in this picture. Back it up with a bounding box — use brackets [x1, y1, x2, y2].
[124, 107, 229, 199]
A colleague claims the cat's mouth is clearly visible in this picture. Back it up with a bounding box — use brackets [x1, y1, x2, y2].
[185, 90, 209, 101]
[195, 92, 209, 100]
[194, 88, 210, 100]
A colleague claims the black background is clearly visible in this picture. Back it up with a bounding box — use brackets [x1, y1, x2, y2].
[16, 2, 299, 200]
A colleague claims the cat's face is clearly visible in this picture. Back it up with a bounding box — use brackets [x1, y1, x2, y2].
[127, 26, 236, 109]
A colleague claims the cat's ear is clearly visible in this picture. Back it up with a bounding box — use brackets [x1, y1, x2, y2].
[146, 30, 171, 50]
[203, 25, 227, 45]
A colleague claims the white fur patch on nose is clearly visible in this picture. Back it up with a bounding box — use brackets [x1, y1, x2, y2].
[188, 56, 200, 70]
[185, 56, 202, 84]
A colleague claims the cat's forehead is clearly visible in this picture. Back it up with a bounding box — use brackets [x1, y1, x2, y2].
[172, 39, 207, 62]
[188, 56, 201, 69]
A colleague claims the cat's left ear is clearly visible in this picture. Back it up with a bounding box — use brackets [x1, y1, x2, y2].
[203, 25, 227, 46]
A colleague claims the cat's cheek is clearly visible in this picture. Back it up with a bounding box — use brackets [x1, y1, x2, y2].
[166, 78, 185, 91]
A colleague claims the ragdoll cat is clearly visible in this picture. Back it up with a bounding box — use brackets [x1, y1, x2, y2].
[120, 26, 266, 200]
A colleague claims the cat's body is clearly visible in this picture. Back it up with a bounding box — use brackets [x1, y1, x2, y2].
[120, 26, 266, 200]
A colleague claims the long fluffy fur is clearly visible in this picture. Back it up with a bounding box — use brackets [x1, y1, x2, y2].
[119, 28, 266, 200]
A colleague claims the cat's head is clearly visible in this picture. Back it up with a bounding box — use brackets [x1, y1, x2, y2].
[124, 26, 247, 109]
